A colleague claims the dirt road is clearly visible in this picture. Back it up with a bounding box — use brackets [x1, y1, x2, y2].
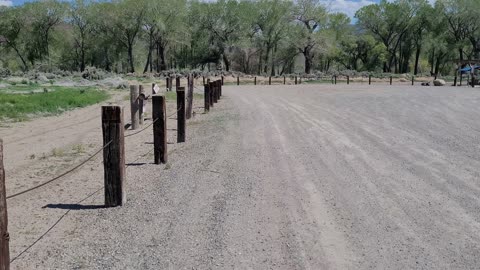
[5, 84, 480, 269]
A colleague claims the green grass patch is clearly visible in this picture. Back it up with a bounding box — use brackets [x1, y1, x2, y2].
[0, 83, 44, 93]
[0, 87, 109, 122]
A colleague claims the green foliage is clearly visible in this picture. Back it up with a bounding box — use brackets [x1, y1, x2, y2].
[0, 0, 478, 76]
[0, 87, 109, 121]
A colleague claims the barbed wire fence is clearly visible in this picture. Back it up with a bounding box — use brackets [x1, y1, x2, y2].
[1, 77, 224, 267]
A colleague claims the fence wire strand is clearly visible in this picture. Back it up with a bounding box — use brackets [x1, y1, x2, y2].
[6, 140, 112, 200]
[124, 118, 159, 138]
[10, 186, 104, 264]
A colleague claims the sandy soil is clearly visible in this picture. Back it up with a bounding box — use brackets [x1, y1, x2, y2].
[3, 83, 480, 269]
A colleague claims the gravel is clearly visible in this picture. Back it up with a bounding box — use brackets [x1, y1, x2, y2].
[4, 83, 480, 269]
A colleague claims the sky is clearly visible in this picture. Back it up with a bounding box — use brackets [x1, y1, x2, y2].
[0, 0, 434, 19]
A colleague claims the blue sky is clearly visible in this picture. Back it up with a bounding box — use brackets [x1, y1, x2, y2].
[0, 0, 434, 19]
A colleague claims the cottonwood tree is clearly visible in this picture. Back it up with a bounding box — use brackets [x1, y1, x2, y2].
[0, 6, 29, 71]
[292, 0, 328, 74]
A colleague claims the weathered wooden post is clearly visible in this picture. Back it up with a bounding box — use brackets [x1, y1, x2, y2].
[269, 77, 272, 85]
[347, 76, 350, 85]
[130, 85, 139, 130]
[295, 76, 298, 85]
[454, 75, 457, 86]
[204, 84, 210, 113]
[254, 77, 257, 85]
[175, 76, 181, 91]
[237, 76, 240, 86]
[369, 75, 372, 85]
[210, 82, 215, 107]
[138, 85, 145, 126]
[186, 75, 194, 120]
[390, 76, 393, 85]
[221, 76, 224, 86]
[177, 87, 186, 143]
[216, 80, 221, 100]
[213, 82, 218, 104]
[152, 95, 167, 164]
[0, 139, 9, 270]
[102, 106, 126, 207]
[168, 76, 173, 92]
[334, 75, 337, 84]
[219, 80, 222, 97]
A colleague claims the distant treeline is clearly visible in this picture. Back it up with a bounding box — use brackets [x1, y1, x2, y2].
[0, 0, 478, 75]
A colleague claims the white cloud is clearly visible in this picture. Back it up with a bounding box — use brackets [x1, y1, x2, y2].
[0, 0, 13, 7]
[321, 0, 377, 19]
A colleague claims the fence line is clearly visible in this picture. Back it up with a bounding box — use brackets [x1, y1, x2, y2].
[4, 77, 224, 266]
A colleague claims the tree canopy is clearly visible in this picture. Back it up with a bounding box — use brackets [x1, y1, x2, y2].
[0, 0, 478, 75]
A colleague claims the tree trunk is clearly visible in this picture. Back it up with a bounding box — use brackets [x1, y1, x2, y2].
[414, 45, 421, 75]
[223, 54, 230, 71]
[304, 47, 313, 74]
[9, 43, 28, 71]
[270, 48, 276, 76]
[159, 44, 167, 71]
[430, 48, 435, 75]
[128, 44, 135, 73]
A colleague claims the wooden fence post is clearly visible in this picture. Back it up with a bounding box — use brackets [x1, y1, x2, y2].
[217, 80, 221, 100]
[186, 75, 194, 120]
[204, 84, 210, 113]
[295, 76, 298, 85]
[269, 77, 271, 85]
[175, 76, 181, 91]
[369, 75, 372, 85]
[347, 76, 350, 85]
[102, 106, 126, 207]
[390, 76, 393, 85]
[166, 77, 170, 92]
[254, 77, 257, 85]
[237, 76, 240, 86]
[213, 82, 218, 104]
[152, 96, 167, 164]
[453, 75, 457, 86]
[177, 87, 186, 143]
[130, 85, 139, 130]
[221, 76, 224, 86]
[169, 77, 173, 92]
[0, 139, 9, 270]
[334, 75, 337, 84]
[208, 82, 214, 107]
[139, 85, 145, 126]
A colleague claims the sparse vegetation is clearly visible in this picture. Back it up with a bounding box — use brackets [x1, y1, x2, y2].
[0, 87, 109, 121]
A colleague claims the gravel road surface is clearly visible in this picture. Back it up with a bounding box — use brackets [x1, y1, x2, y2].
[5, 84, 480, 269]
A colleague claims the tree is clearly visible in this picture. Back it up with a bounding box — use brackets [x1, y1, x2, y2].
[0, 6, 29, 71]
[292, 0, 328, 74]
